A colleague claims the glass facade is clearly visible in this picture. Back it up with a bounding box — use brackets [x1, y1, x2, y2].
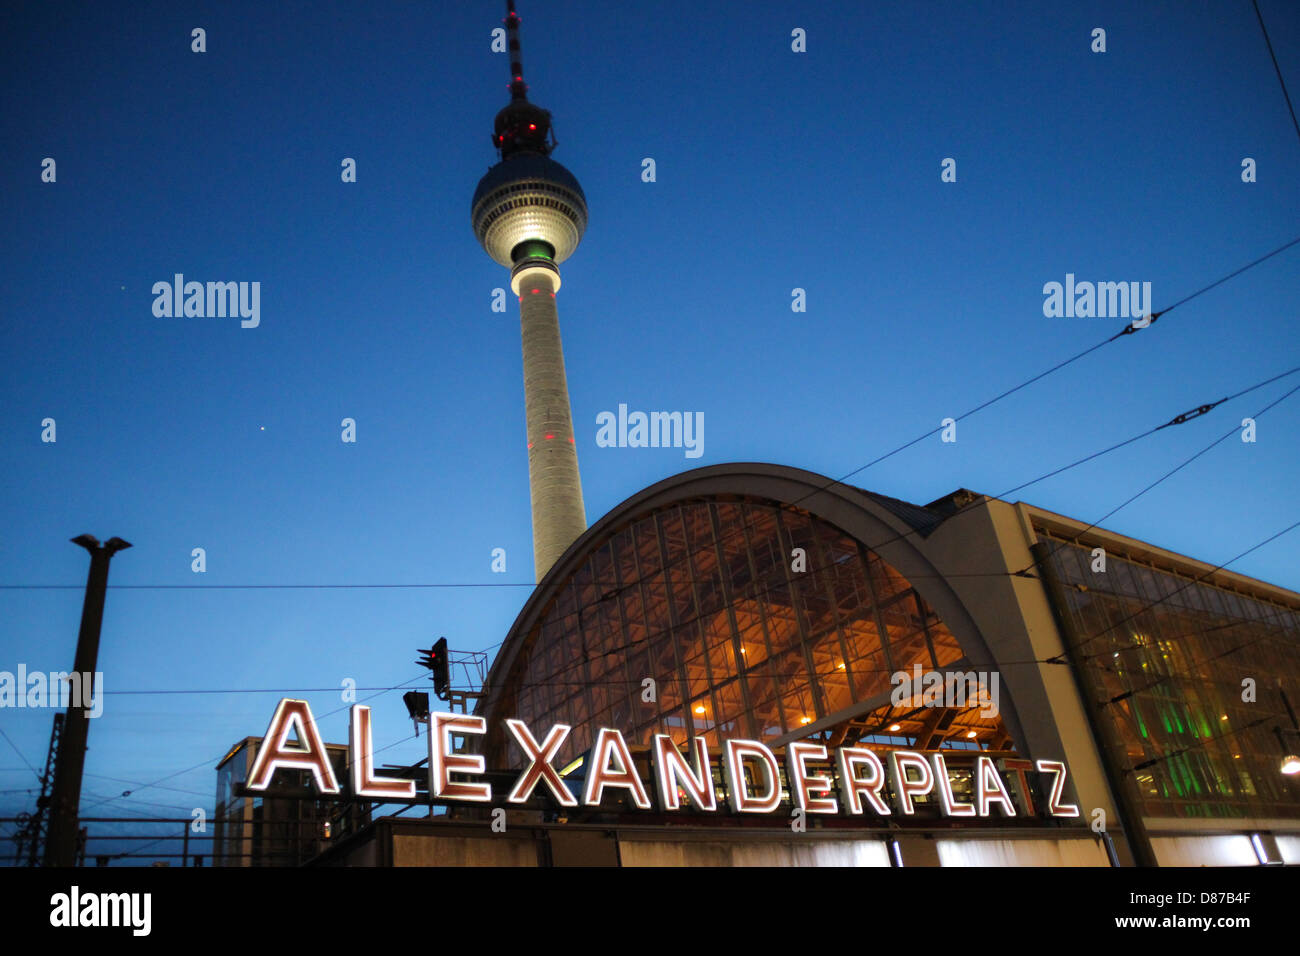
[484, 495, 1014, 770]
[1039, 529, 1300, 820]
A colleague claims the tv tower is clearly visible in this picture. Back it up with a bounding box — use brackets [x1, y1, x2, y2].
[472, 1, 588, 582]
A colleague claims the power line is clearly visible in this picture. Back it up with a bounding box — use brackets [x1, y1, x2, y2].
[0, 729, 39, 781]
[10, 252, 1297, 816]
[1252, 0, 1300, 145]
[14, 366, 1296, 817]
[1056, 516, 1300, 663]
[2, 349, 1288, 606]
[496, 367, 1300, 694]
[1018, 377, 1300, 580]
[0, 582, 542, 590]
[4, 237, 1298, 598]
[80, 791, 203, 815]
[997, 366, 1300, 499]
[79, 672, 431, 814]
[82, 773, 210, 801]
[486, 392, 1300, 738]
[100, 685, 437, 696]
[773, 234, 1300, 513]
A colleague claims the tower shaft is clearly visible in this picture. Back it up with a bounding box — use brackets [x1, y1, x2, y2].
[516, 264, 585, 581]
[475, 2, 589, 581]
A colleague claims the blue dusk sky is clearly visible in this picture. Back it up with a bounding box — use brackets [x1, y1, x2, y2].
[1, 0, 1297, 860]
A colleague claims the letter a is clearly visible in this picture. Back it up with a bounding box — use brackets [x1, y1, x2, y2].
[247, 699, 340, 794]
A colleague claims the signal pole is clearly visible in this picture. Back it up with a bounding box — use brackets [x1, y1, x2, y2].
[44, 534, 130, 867]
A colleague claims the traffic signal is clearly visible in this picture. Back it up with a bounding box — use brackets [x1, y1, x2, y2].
[416, 637, 451, 700]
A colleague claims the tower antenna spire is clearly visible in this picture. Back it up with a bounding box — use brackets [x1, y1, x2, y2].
[506, 1, 528, 102]
[491, 1, 554, 158]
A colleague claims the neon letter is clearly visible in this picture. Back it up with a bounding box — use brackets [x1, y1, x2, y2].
[1036, 759, 1080, 817]
[349, 705, 416, 799]
[505, 719, 577, 806]
[248, 698, 340, 794]
[723, 739, 783, 813]
[428, 712, 491, 802]
[930, 754, 975, 817]
[836, 746, 891, 815]
[888, 750, 933, 815]
[583, 728, 651, 809]
[787, 741, 838, 814]
[651, 735, 716, 812]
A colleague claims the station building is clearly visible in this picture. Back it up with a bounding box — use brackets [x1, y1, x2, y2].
[309, 462, 1300, 867]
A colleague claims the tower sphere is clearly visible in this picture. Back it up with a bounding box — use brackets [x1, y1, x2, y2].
[471, 152, 588, 268]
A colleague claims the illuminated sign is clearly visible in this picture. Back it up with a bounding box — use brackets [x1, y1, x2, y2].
[245, 699, 1081, 819]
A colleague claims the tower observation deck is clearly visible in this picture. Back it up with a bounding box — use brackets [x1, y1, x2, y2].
[471, 1, 588, 583]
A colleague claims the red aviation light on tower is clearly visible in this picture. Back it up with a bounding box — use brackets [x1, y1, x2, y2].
[491, 0, 554, 157]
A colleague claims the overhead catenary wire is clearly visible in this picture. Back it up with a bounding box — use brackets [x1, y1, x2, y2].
[759, 234, 1300, 519]
[3, 364, 1296, 603]
[8, 248, 1298, 821]
[1018, 378, 1300, 589]
[1011, 377, 1300, 576]
[4, 236, 1298, 596]
[1052, 515, 1300, 664]
[1252, 0, 1300, 146]
[43, 511, 1300, 822]
[61, 370, 1299, 714]
[0, 729, 40, 781]
[467, 368, 1300, 695]
[73, 672, 433, 814]
[13, 376, 1298, 819]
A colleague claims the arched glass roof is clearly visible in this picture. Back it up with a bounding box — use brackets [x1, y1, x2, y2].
[481, 494, 1017, 770]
